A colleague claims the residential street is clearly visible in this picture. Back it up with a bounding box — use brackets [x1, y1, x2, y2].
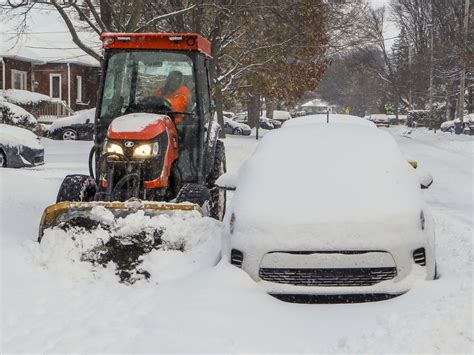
[1, 128, 472, 353]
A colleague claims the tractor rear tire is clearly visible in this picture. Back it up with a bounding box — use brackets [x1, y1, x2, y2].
[176, 183, 211, 213]
[208, 140, 227, 220]
[56, 174, 98, 203]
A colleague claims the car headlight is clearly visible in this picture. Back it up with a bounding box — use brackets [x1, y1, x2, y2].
[106, 143, 123, 155]
[133, 142, 159, 157]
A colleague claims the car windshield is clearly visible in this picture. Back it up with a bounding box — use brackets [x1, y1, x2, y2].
[100, 50, 196, 124]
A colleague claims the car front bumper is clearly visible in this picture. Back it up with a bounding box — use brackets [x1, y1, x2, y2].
[226, 225, 435, 296]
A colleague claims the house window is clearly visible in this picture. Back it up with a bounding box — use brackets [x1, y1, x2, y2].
[11, 70, 27, 90]
[76, 75, 83, 103]
[49, 74, 62, 99]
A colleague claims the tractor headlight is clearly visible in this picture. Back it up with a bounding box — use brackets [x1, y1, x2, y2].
[106, 143, 123, 155]
[133, 142, 159, 157]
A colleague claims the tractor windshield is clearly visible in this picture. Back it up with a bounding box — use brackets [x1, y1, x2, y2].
[100, 50, 196, 125]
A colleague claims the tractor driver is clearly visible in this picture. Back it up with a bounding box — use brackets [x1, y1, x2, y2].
[156, 70, 190, 124]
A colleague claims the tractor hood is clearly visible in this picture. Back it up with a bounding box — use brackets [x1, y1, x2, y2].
[107, 113, 172, 140]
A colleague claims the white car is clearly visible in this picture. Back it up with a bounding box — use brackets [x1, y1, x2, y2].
[223, 117, 251, 135]
[367, 114, 390, 127]
[219, 123, 435, 299]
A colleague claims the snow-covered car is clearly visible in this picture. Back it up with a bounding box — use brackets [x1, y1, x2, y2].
[232, 115, 277, 130]
[0, 123, 44, 168]
[262, 110, 292, 124]
[440, 114, 474, 133]
[48, 108, 95, 140]
[223, 117, 251, 135]
[219, 123, 435, 298]
[284, 114, 377, 128]
[368, 114, 390, 127]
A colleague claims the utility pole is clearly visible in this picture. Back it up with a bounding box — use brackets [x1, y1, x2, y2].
[458, 0, 471, 122]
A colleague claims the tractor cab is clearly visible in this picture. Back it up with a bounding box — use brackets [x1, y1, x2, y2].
[96, 33, 216, 184]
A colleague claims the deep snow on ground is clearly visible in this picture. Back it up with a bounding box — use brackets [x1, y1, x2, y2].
[0, 129, 472, 353]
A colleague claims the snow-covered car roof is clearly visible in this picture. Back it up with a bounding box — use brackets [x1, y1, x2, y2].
[229, 124, 422, 230]
[48, 108, 95, 132]
[223, 117, 250, 130]
[262, 110, 291, 121]
[284, 114, 376, 128]
[0, 123, 43, 150]
[369, 114, 389, 121]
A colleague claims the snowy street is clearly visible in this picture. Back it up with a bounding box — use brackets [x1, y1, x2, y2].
[1, 128, 472, 353]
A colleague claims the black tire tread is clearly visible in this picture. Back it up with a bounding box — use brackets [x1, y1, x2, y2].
[176, 183, 211, 207]
[56, 174, 97, 203]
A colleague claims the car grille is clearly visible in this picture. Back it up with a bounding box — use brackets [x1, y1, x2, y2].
[259, 267, 397, 287]
[412, 248, 426, 266]
[230, 249, 244, 268]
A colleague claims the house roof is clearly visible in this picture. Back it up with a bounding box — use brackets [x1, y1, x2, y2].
[0, 7, 101, 67]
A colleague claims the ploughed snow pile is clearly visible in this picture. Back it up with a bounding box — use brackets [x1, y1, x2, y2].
[1, 89, 52, 105]
[232, 124, 422, 229]
[284, 113, 376, 128]
[39, 207, 222, 284]
[0, 123, 43, 149]
[109, 113, 167, 133]
[49, 108, 95, 132]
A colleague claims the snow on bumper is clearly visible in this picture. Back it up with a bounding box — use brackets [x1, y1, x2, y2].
[226, 224, 435, 296]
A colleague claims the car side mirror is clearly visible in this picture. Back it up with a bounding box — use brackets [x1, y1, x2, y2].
[417, 168, 433, 189]
[215, 171, 237, 191]
[85, 118, 91, 124]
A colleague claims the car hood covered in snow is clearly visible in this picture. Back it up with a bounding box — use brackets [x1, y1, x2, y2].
[228, 124, 423, 232]
[0, 123, 43, 150]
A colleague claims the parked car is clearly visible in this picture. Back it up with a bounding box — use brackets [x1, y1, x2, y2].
[263, 110, 292, 123]
[223, 117, 251, 135]
[367, 114, 390, 127]
[440, 114, 474, 133]
[232, 115, 280, 130]
[0, 123, 44, 168]
[218, 123, 435, 299]
[48, 108, 95, 140]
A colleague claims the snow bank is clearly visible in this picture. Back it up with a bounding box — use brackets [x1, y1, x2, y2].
[49, 108, 95, 132]
[284, 113, 376, 128]
[1, 89, 52, 106]
[39, 209, 222, 284]
[0, 123, 43, 149]
[231, 124, 422, 229]
[108, 113, 166, 133]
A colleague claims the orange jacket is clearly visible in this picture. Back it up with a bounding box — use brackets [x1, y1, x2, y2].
[156, 86, 190, 123]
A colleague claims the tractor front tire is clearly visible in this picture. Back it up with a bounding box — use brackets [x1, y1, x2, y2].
[176, 183, 211, 214]
[56, 174, 98, 203]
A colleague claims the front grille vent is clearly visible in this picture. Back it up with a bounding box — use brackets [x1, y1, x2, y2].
[230, 249, 243, 268]
[413, 248, 426, 266]
[259, 267, 397, 287]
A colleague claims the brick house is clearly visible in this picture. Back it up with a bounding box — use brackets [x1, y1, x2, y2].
[0, 54, 100, 111]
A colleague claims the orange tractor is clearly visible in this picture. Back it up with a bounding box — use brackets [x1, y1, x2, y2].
[39, 33, 226, 240]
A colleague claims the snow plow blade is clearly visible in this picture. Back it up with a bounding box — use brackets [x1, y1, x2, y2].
[38, 200, 202, 242]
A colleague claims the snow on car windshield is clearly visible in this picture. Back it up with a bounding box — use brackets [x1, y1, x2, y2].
[284, 114, 376, 128]
[231, 124, 422, 229]
[0, 123, 42, 149]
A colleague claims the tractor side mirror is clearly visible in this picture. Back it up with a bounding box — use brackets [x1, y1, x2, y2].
[215, 171, 237, 191]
